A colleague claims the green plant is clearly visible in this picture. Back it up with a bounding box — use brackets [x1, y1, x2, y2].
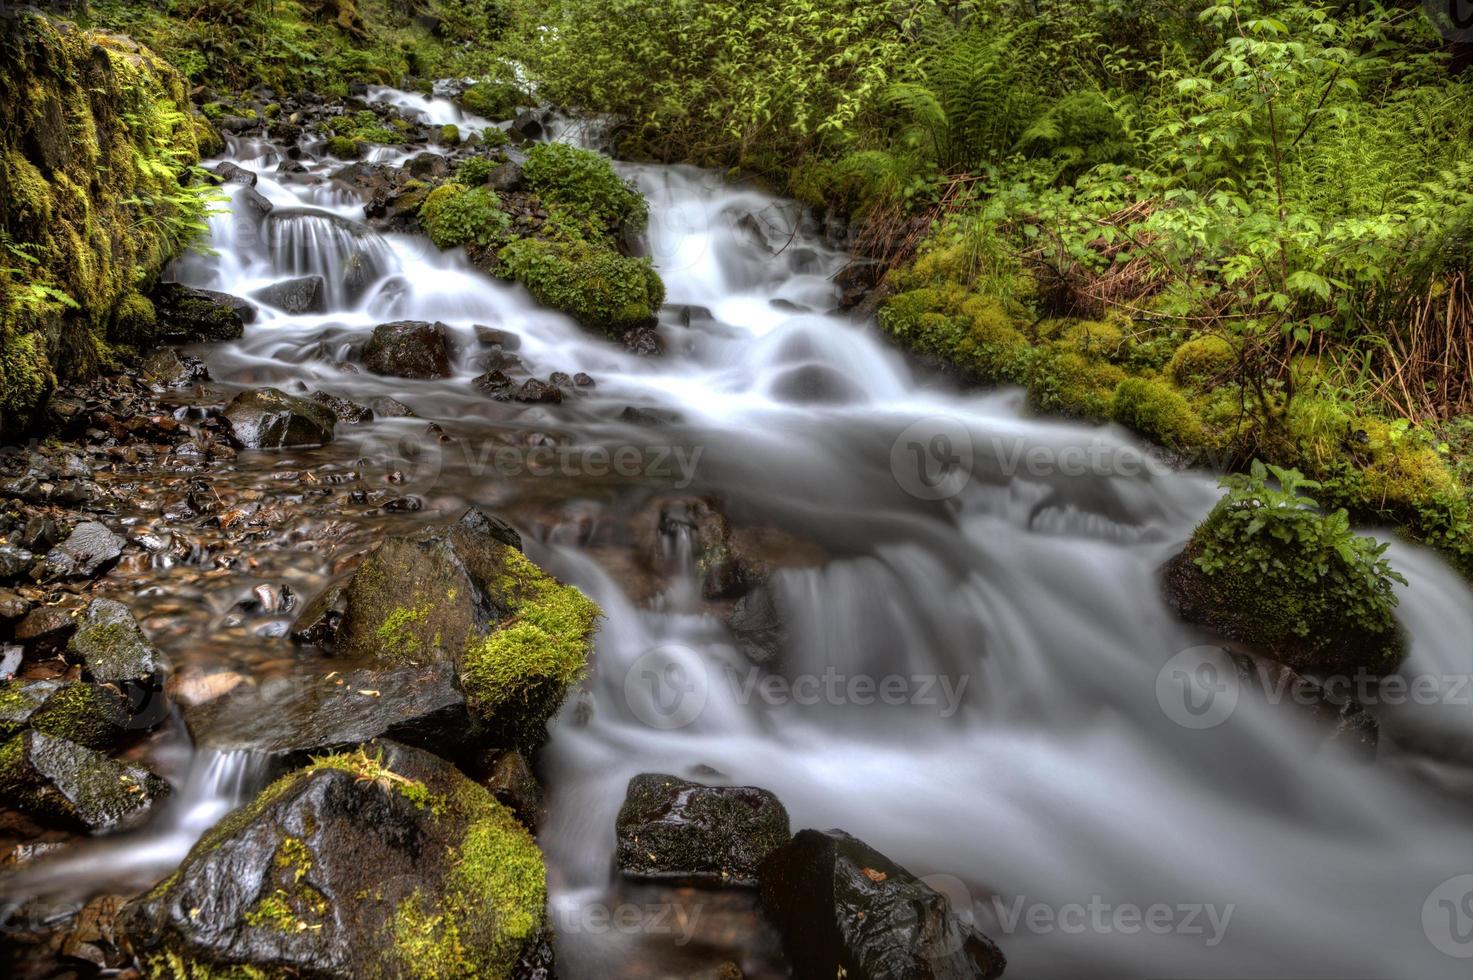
[454, 156, 499, 185]
[419, 183, 512, 250]
[497, 236, 664, 335]
[521, 142, 648, 235]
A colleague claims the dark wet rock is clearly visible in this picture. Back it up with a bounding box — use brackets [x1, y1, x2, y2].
[289, 583, 347, 649]
[514, 379, 562, 405]
[141, 349, 210, 388]
[14, 606, 75, 656]
[211, 161, 258, 186]
[473, 370, 515, 400]
[769, 363, 864, 405]
[573, 372, 595, 388]
[407, 151, 450, 180]
[20, 516, 63, 553]
[120, 739, 546, 979]
[0, 544, 35, 581]
[616, 774, 790, 886]
[623, 326, 664, 356]
[0, 589, 30, 623]
[237, 186, 276, 227]
[219, 114, 258, 133]
[760, 828, 1007, 980]
[0, 731, 169, 833]
[0, 679, 131, 750]
[728, 586, 785, 666]
[1226, 648, 1380, 751]
[362, 320, 454, 379]
[152, 283, 254, 342]
[477, 348, 524, 373]
[309, 391, 374, 424]
[43, 522, 125, 581]
[486, 161, 523, 193]
[368, 396, 417, 418]
[618, 405, 678, 427]
[482, 750, 542, 830]
[186, 663, 473, 760]
[647, 498, 753, 600]
[224, 387, 337, 449]
[301, 508, 596, 750]
[250, 275, 327, 315]
[474, 325, 522, 350]
[511, 110, 544, 140]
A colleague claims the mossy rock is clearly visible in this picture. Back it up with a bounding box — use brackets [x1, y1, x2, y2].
[0, 678, 131, 750]
[66, 597, 171, 730]
[496, 236, 664, 337]
[1110, 376, 1204, 450]
[120, 740, 546, 979]
[615, 773, 790, 886]
[520, 141, 648, 235]
[459, 81, 523, 121]
[305, 508, 600, 750]
[0, 730, 169, 832]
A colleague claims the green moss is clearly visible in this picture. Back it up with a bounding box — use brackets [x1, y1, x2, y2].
[27, 683, 126, 750]
[419, 183, 512, 250]
[309, 747, 434, 810]
[496, 235, 664, 335]
[459, 548, 599, 746]
[325, 134, 362, 158]
[521, 141, 648, 235]
[329, 109, 407, 146]
[1168, 334, 1237, 389]
[391, 779, 545, 979]
[1110, 376, 1204, 450]
[439, 123, 461, 145]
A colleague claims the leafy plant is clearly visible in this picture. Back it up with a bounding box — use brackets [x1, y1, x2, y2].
[419, 183, 512, 250]
[521, 142, 648, 235]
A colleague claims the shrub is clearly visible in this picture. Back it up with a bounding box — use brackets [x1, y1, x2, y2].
[454, 156, 498, 186]
[497, 237, 664, 335]
[521, 142, 648, 235]
[1167, 461, 1407, 675]
[419, 184, 512, 250]
[460, 81, 522, 120]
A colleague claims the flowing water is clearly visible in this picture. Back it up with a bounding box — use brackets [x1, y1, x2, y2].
[4, 90, 1471, 979]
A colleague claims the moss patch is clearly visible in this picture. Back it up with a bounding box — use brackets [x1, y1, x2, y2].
[497, 235, 663, 336]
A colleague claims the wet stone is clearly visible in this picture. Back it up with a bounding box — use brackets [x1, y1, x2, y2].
[0, 730, 169, 833]
[224, 388, 337, 450]
[14, 606, 76, 656]
[43, 522, 125, 581]
[250, 275, 327, 315]
[616, 773, 791, 887]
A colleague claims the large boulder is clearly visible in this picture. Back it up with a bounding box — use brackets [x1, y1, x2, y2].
[151, 283, 254, 343]
[292, 509, 600, 750]
[616, 773, 790, 886]
[121, 740, 547, 978]
[760, 829, 1006, 980]
[224, 387, 337, 449]
[0, 730, 169, 832]
[362, 321, 454, 379]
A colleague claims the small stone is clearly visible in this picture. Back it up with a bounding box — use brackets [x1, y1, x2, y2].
[615, 773, 790, 886]
[0, 731, 169, 832]
[43, 523, 126, 581]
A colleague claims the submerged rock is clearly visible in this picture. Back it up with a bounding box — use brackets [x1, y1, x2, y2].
[141, 348, 210, 388]
[121, 740, 546, 979]
[760, 828, 1007, 979]
[251, 275, 328, 315]
[224, 387, 337, 449]
[309, 391, 374, 424]
[616, 773, 790, 886]
[362, 320, 455, 379]
[0, 730, 169, 832]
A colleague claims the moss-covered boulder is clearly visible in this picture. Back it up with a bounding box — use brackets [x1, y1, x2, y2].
[0, 679, 131, 750]
[498, 236, 663, 336]
[0, 11, 205, 438]
[149, 283, 254, 343]
[615, 773, 790, 886]
[121, 740, 547, 979]
[361, 320, 454, 379]
[1163, 462, 1407, 676]
[760, 828, 1007, 980]
[66, 597, 170, 731]
[224, 387, 337, 449]
[0, 730, 169, 832]
[295, 508, 600, 750]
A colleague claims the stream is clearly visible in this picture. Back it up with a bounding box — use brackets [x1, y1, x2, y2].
[4, 88, 1471, 979]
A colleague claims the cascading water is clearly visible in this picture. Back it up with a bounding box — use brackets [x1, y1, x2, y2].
[4, 89, 1468, 980]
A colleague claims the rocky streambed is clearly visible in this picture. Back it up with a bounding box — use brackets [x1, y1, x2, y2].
[1, 78, 1470, 980]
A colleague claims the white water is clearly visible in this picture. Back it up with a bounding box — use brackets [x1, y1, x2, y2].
[8, 91, 1471, 979]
